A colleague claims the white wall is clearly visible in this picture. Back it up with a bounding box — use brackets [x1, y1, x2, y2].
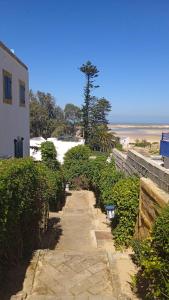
[0, 45, 29, 157]
[30, 137, 85, 164]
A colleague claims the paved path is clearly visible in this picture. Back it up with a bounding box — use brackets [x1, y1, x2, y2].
[13, 191, 136, 300]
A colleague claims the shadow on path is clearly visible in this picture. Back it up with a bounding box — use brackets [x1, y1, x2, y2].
[0, 215, 63, 300]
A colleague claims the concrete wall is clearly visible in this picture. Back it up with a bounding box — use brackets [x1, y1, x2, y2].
[112, 149, 169, 238]
[135, 178, 169, 239]
[112, 149, 169, 193]
[0, 43, 29, 157]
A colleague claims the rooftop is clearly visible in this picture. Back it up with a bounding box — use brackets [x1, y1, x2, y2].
[0, 41, 28, 70]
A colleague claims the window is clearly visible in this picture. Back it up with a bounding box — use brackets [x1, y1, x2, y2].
[3, 70, 12, 104]
[19, 80, 25, 106]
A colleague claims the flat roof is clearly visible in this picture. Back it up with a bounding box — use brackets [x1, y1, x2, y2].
[0, 41, 28, 70]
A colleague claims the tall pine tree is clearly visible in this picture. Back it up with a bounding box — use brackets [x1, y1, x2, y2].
[80, 61, 99, 143]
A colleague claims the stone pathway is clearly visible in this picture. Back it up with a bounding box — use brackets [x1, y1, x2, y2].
[12, 191, 137, 300]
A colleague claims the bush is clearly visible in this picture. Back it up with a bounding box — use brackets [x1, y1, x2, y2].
[0, 158, 48, 265]
[110, 177, 140, 247]
[87, 155, 108, 188]
[132, 205, 169, 299]
[0, 158, 65, 269]
[99, 160, 124, 205]
[63, 145, 91, 189]
[153, 205, 169, 259]
[64, 145, 91, 168]
[63, 159, 91, 189]
[36, 163, 65, 211]
[41, 141, 60, 170]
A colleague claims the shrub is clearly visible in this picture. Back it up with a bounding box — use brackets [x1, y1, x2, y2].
[63, 145, 91, 189]
[87, 155, 108, 188]
[132, 206, 169, 299]
[0, 158, 65, 269]
[99, 163, 124, 205]
[36, 163, 65, 211]
[41, 141, 60, 170]
[153, 205, 169, 259]
[63, 160, 91, 189]
[64, 145, 91, 169]
[110, 177, 140, 247]
[0, 158, 48, 264]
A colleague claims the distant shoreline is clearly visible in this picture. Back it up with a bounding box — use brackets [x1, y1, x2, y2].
[108, 123, 169, 143]
[109, 124, 169, 129]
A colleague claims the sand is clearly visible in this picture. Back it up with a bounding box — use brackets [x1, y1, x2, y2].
[109, 124, 169, 143]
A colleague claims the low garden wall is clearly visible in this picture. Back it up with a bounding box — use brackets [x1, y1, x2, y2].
[112, 148, 169, 193]
[112, 149, 169, 237]
[135, 177, 169, 239]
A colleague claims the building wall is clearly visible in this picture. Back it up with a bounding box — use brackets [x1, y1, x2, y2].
[112, 149, 169, 193]
[0, 45, 29, 157]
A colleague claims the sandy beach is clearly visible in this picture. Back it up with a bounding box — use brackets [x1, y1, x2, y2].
[109, 124, 169, 143]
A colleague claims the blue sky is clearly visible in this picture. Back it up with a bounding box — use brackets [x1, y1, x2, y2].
[1, 0, 169, 123]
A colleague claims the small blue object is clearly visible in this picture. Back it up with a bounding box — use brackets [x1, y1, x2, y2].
[105, 205, 116, 211]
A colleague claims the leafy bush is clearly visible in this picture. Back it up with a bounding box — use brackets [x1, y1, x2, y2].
[36, 163, 65, 211]
[0, 159, 47, 264]
[64, 145, 91, 168]
[63, 159, 91, 189]
[153, 205, 169, 259]
[132, 205, 169, 299]
[0, 158, 64, 269]
[63, 145, 91, 189]
[41, 141, 60, 170]
[134, 139, 151, 148]
[87, 155, 108, 188]
[71, 175, 90, 190]
[110, 177, 140, 247]
[99, 160, 124, 205]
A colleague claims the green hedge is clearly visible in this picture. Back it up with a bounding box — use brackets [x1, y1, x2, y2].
[111, 177, 140, 247]
[63, 145, 92, 189]
[0, 158, 64, 267]
[41, 141, 60, 170]
[36, 163, 65, 211]
[132, 205, 169, 299]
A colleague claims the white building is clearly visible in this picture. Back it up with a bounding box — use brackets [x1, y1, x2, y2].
[120, 136, 130, 148]
[0, 41, 29, 158]
[30, 137, 85, 164]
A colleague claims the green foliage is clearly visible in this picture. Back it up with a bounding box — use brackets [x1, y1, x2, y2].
[134, 139, 151, 148]
[64, 145, 91, 169]
[41, 141, 60, 170]
[0, 158, 64, 268]
[110, 177, 140, 247]
[115, 143, 123, 151]
[63, 160, 91, 189]
[30, 90, 64, 138]
[89, 124, 114, 153]
[0, 158, 47, 264]
[64, 103, 81, 125]
[132, 205, 169, 299]
[90, 97, 111, 126]
[63, 145, 108, 190]
[99, 160, 124, 205]
[153, 205, 169, 259]
[30, 90, 81, 139]
[80, 61, 99, 143]
[36, 163, 64, 211]
[87, 155, 108, 187]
